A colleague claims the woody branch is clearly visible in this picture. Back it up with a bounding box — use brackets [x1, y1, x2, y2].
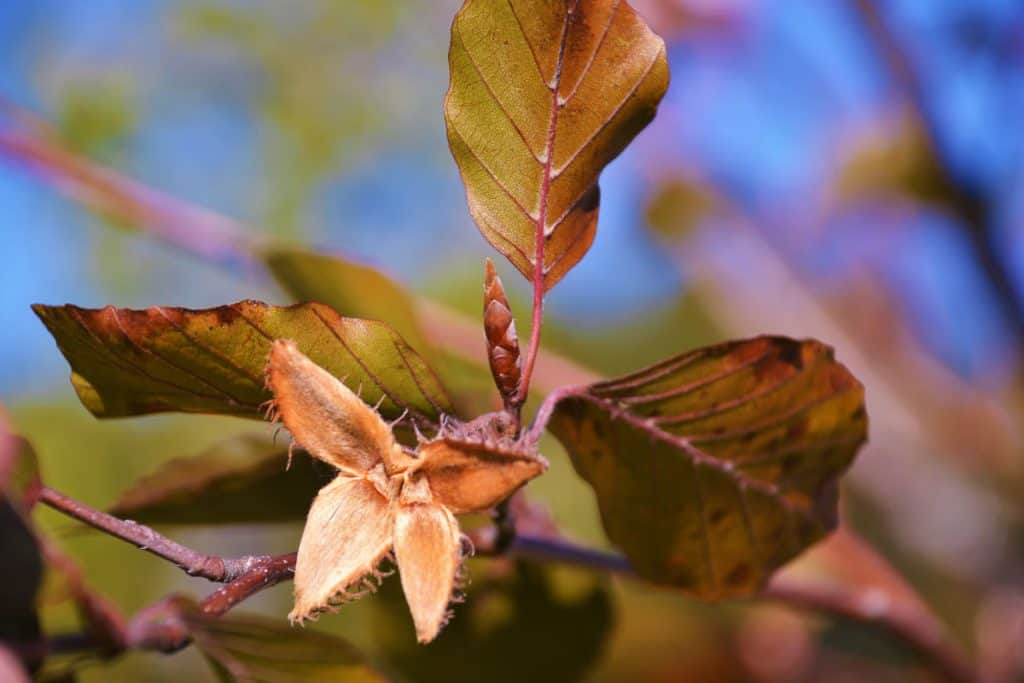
[39, 485, 973, 683]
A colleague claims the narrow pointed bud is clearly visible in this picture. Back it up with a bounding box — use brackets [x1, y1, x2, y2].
[483, 259, 522, 408]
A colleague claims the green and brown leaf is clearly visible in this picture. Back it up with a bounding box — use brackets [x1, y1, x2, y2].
[263, 245, 430, 355]
[33, 300, 451, 424]
[108, 433, 328, 526]
[444, 0, 669, 290]
[543, 336, 867, 599]
[0, 412, 42, 512]
[0, 414, 43, 645]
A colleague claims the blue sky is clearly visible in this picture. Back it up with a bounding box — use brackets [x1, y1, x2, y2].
[1, 0, 1021, 398]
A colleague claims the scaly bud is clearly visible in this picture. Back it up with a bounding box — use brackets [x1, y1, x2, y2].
[483, 259, 522, 408]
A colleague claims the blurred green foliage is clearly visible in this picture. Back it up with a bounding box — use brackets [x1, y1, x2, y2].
[177, 1, 412, 234]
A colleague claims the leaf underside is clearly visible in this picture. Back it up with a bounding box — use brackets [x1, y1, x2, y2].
[108, 433, 327, 526]
[444, 0, 669, 290]
[176, 599, 386, 683]
[32, 300, 451, 425]
[547, 336, 867, 600]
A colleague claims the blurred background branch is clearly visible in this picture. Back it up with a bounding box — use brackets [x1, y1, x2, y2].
[2, 1, 1022, 680]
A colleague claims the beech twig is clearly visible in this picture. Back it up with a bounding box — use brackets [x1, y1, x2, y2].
[851, 0, 1024, 367]
[121, 553, 298, 654]
[198, 553, 297, 618]
[39, 486, 269, 582]
[26, 554, 299, 662]
[37, 486, 972, 682]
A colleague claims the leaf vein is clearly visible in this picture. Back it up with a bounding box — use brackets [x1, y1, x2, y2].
[392, 338, 447, 418]
[691, 464, 718, 595]
[455, 20, 544, 165]
[308, 306, 427, 422]
[449, 124, 538, 223]
[551, 44, 663, 180]
[110, 307, 248, 406]
[153, 306, 265, 388]
[654, 358, 813, 427]
[505, 0, 547, 85]
[618, 346, 776, 406]
[687, 387, 861, 446]
[559, 0, 619, 106]
[68, 307, 225, 404]
[584, 392, 823, 528]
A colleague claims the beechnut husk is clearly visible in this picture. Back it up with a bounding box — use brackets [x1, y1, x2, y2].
[264, 339, 546, 642]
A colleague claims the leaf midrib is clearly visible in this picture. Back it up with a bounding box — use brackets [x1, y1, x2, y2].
[567, 391, 828, 528]
[532, 2, 572, 284]
[565, 389, 831, 595]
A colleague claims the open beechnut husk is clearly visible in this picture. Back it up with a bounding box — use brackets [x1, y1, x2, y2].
[264, 339, 546, 643]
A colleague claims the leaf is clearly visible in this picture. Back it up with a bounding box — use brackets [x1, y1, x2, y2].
[0, 414, 43, 644]
[444, 0, 669, 290]
[543, 336, 867, 599]
[644, 176, 723, 240]
[834, 113, 949, 208]
[372, 560, 612, 683]
[108, 433, 329, 525]
[264, 246, 510, 419]
[0, 501, 42, 643]
[32, 300, 452, 424]
[174, 600, 386, 683]
[263, 245, 431, 354]
[0, 412, 42, 512]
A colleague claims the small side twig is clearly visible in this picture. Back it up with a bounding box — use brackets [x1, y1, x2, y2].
[123, 552, 297, 654]
[38, 536, 128, 657]
[39, 553, 299, 662]
[198, 553, 297, 618]
[39, 486, 268, 583]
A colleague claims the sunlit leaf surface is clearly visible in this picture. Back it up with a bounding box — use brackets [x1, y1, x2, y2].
[264, 245, 430, 354]
[263, 247, 518, 417]
[546, 336, 867, 599]
[444, 0, 669, 290]
[33, 300, 451, 425]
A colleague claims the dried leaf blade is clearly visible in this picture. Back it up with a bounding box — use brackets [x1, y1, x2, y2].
[32, 300, 451, 425]
[444, 0, 669, 290]
[544, 336, 867, 599]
